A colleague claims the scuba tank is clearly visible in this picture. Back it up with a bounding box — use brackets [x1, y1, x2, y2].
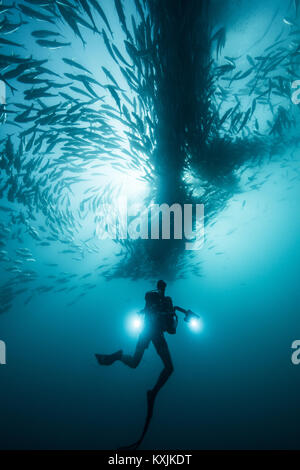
[163, 312, 178, 335]
[144, 290, 178, 335]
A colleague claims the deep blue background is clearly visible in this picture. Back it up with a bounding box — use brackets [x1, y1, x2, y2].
[0, 0, 300, 449]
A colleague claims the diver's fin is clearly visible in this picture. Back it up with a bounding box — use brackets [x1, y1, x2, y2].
[95, 350, 122, 366]
[118, 390, 157, 450]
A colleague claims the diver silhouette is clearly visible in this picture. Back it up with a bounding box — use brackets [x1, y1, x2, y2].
[95, 279, 179, 449]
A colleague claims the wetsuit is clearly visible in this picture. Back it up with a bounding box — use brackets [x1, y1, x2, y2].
[121, 290, 175, 370]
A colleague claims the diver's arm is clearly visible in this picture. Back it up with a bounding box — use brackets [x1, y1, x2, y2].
[174, 306, 187, 315]
[174, 306, 200, 323]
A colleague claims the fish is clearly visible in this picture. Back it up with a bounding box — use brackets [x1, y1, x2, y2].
[0, 75, 17, 94]
[23, 0, 52, 5]
[36, 39, 71, 49]
[0, 15, 28, 34]
[0, 206, 14, 212]
[114, 0, 132, 41]
[56, 3, 86, 46]
[0, 0, 297, 296]
[0, 37, 25, 48]
[0, 4, 16, 15]
[112, 45, 131, 67]
[78, 0, 98, 32]
[102, 28, 117, 63]
[107, 85, 121, 110]
[17, 72, 46, 84]
[18, 4, 55, 24]
[31, 30, 62, 38]
[211, 26, 226, 58]
[238, 108, 251, 132]
[24, 86, 56, 100]
[88, 0, 113, 37]
[102, 66, 119, 87]
[63, 58, 91, 74]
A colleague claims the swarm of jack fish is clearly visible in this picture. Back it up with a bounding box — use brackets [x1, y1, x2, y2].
[0, 0, 299, 311]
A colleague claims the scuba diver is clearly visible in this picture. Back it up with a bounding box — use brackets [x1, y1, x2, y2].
[95, 280, 198, 449]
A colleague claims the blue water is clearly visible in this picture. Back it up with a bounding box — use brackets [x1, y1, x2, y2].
[0, 0, 300, 450]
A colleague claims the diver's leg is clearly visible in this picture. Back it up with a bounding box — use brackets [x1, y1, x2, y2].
[150, 334, 174, 397]
[120, 335, 149, 369]
[133, 334, 173, 447]
[95, 334, 148, 368]
[118, 335, 173, 450]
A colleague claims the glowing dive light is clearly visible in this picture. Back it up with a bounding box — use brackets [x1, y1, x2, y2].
[127, 312, 144, 335]
[188, 316, 203, 332]
[132, 315, 143, 331]
[184, 310, 203, 332]
[127, 308, 203, 336]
